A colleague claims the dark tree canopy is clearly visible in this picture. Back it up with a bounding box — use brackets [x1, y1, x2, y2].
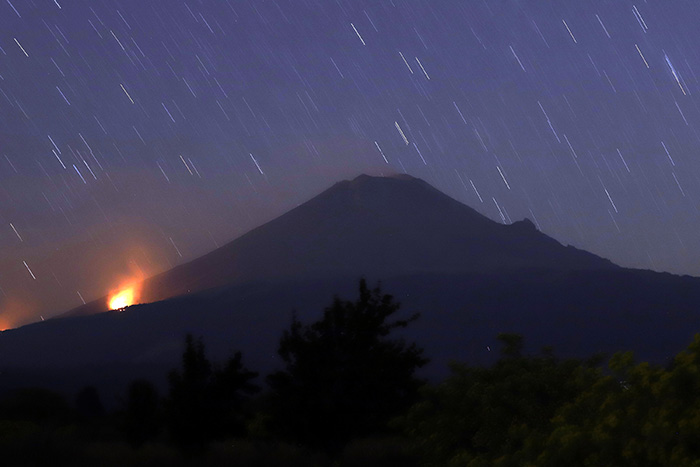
[167, 334, 259, 453]
[267, 278, 427, 451]
[396, 335, 604, 466]
[167, 335, 212, 452]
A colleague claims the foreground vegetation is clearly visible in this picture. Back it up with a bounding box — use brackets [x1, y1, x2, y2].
[3, 280, 700, 465]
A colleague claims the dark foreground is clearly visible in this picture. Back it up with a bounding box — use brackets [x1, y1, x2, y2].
[3, 281, 700, 466]
[5, 337, 700, 466]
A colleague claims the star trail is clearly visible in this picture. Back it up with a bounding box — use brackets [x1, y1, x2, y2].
[1, 0, 700, 326]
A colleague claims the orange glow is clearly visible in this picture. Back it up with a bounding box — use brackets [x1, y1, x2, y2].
[0, 297, 35, 330]
[109, 287, 136, 310]
[106, 259, 146, 311]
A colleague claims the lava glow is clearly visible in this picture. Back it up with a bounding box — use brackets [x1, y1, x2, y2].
[106, 264, 146, 311]
[109, 287, 136, 310]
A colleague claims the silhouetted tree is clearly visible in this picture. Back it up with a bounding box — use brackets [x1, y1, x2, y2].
[210, 351, 260, 437]
[267, 278, 427, 452]
[537, 335, 700, 466]
[124, 379, 161, 449]
[166, 334, 258, 454]
[396, 334, 603, 466]
[167, 334, 214, 453]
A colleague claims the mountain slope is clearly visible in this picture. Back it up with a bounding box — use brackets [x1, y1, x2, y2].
[64, 174, 615, 317]
[1, 174, 699, 404]
[3, 269, 700, 406]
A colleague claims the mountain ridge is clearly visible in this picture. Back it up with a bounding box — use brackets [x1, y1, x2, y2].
[2, 174, 700, 404]
[61, 173, 615, 318]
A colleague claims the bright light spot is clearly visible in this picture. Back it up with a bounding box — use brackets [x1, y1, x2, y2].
[109, 288, 135, 310]
[105, 261, 147, 312]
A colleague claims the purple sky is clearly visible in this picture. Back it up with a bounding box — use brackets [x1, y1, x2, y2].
[1, 0, 700, 326]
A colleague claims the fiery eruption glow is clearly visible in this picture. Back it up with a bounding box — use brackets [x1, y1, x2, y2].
[109, 288, 136, 310]
[106, 263, 146, 311]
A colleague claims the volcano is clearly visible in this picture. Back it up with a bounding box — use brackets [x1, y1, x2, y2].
[2, 174, 700, 402]
[65, 173, 615, 317]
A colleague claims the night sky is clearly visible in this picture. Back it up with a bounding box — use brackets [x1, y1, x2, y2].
[1, 0, 699, 327]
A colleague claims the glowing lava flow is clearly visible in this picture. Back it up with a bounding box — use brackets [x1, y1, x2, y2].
[109, 287, 136, 310]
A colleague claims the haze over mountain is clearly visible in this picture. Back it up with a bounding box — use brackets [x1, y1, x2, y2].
[2, 174, 699, 403]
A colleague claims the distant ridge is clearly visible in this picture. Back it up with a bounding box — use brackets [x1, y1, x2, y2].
[62, 174, 615, 317]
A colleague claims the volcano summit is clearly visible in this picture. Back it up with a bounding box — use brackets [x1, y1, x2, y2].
[66, 173, 615, 317]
